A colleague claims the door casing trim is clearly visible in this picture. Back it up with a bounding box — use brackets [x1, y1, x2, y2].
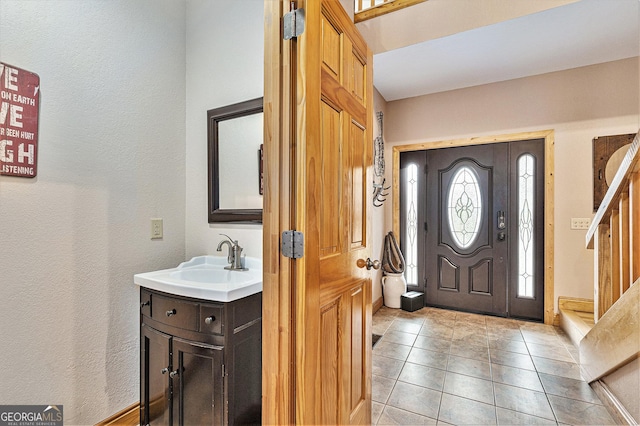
[392, 130, 555, 324]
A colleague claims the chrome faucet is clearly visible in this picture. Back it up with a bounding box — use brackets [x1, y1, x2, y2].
[216, 234, 248, 271]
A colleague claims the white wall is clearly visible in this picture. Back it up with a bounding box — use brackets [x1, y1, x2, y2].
[383, 58, 639, 313]
[0, 1, 186, 423]
[185, 0, 264, 260]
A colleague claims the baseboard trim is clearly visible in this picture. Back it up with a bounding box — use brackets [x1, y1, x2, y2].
[95, 402, 139, 426]
[591, 380, 637, 425]
[373, 296, 383, 314]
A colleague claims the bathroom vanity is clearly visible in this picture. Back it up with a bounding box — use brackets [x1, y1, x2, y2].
[135, 256, 262, 425]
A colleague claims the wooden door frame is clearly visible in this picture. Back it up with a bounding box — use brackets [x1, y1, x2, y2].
[263, 0, 295, 424]
[392, 130, 555, 324]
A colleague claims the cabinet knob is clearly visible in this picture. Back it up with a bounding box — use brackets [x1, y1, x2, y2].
[169, 369, 180, 378]
[204, 316, 216, 325]
[140, 301, 150, 309]
[166, 309, 176, 317]
[161, 367, 169, 375]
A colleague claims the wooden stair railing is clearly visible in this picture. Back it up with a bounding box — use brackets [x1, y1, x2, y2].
[354, 0, 427, 22]
[585, 130, 640, 321]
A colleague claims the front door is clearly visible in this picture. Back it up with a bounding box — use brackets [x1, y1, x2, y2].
[262, 0, 374, 424]
[426, 143, 509, 316]
[401, 140, 545, 320]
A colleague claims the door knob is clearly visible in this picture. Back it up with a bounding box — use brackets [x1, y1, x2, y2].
[357, 258, 381, 270]
[169, 369, 180, 378]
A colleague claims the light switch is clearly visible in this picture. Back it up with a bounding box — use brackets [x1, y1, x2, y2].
[151, 218, 163, 239]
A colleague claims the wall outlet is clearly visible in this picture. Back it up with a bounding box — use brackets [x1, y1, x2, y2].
[151, 218, 163, 239]
[570, 217, 591, 230]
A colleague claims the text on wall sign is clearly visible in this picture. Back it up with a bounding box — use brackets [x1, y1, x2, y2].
[0, 62, 40, 178]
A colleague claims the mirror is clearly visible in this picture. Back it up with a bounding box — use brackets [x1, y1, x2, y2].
[208, 97, 263, 223]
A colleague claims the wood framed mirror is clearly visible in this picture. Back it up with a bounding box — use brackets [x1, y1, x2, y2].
[208, 97, 263, 223]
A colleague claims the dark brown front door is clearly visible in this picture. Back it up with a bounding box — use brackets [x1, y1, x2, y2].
[425, 143, 509, 316]
[401, 140, 545, 320]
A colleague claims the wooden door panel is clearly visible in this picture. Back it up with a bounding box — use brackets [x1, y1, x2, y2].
[317, 281, 369, 425]
[322, 17, 341, 78]
[263, 0, 373, 423]
[349, 285, 365, 412]
[349, 120, 366, 249]
[320, 300, 339, 425]
[351, 54, 365, 103]
[320, 101, 341, 257]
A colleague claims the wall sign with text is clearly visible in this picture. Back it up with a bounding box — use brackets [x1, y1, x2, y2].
[0, 62, 40, 178]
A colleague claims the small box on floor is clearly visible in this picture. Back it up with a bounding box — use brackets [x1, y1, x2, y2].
[401, 291, 424, 312]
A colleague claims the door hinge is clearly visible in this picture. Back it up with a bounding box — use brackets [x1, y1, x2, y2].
[222, 364, 226, 378]
[282, 230, 304, 259]
[283, 5, 305, 40]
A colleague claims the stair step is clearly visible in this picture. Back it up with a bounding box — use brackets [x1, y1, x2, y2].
[558, 297, 594, 348]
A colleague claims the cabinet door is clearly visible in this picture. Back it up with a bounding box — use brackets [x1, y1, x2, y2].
[141, 324, 172, 425]
[172, 337, 224, 426]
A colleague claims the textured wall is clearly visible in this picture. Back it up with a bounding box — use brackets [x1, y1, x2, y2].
[0, 1, 186, 423]
[383, 58, 639, 313]
[185, 0, 264, 260]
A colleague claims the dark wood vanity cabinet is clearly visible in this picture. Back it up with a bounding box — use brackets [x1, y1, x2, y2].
[140, 288, 262, 425]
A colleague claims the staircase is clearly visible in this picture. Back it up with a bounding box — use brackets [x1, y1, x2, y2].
[576, 130, 640, 424]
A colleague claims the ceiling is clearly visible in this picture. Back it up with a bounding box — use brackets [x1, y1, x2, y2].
[372, 0, 640, 102]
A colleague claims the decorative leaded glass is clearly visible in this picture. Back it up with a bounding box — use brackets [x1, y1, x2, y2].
[518, 154, 535, 298]
[404, 164, 418, 285]
[447, 166, 482, 249]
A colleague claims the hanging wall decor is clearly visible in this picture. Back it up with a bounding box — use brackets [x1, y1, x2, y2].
[0, 62, 40, 178]
[373, 111, 389, 207]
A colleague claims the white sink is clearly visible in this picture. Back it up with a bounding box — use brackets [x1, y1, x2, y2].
[134, 256, 262, 302]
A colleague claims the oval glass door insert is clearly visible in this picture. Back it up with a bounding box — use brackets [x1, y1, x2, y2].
[447, 166, 482, 249]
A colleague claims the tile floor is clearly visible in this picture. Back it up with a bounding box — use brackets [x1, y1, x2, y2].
[371, 306, 617, 425]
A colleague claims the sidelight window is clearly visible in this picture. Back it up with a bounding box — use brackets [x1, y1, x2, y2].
[447, 166, 482, 249]
[517, 154, 535, 298]
[404, 163, 418, 285]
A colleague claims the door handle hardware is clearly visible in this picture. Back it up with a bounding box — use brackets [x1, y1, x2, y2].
[357, 258, 380, 270]
[161, 367, 169, 375]
[169, 369, 180, 378]
[498, 232, 506, 241]
[497, 211, 506, 230]
[204, 316, 216, 325]
[166, 309, 177, 317]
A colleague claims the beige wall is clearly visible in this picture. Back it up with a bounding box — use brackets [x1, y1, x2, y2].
[380, 57, 639, 313]
[371, 87, 388, 304]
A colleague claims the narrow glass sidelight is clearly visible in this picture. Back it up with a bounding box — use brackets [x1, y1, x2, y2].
[517, 154, 535, 298]
[404, 163, 418, 285]
[447, 166, 482, 249]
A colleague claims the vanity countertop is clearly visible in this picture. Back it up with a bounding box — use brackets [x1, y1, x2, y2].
[134, 256, 262, 302]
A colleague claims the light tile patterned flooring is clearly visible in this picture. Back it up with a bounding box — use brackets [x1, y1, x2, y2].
[372, 306, 617, 425]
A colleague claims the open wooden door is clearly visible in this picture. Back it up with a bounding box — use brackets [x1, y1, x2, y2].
[263, 0, 374, 424]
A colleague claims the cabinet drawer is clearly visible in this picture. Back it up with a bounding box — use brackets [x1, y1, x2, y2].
[200, 305, 224, 335]
[151, 293, 199, 331]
